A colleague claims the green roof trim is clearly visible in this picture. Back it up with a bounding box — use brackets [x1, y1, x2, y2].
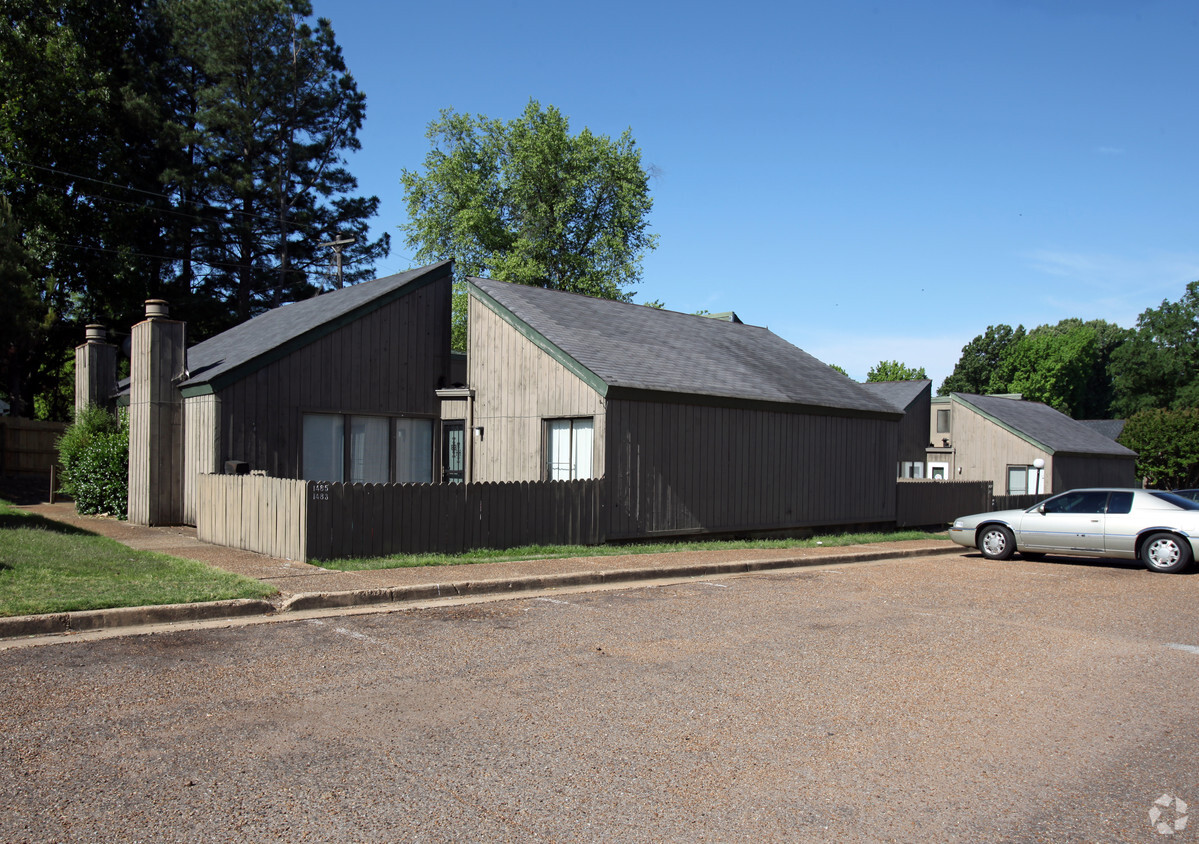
[466, 280, 609, 397]
[180, 384, 215, 398]
[953, 394, 1054, 454]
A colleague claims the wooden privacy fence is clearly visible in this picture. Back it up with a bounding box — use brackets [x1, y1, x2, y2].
[197, 474, 308, 560]
[305, 478, 602, 560]
[0, 417, 67, 477]
[198, 475, 1025, 562]
[992, 493, 1044, 511]
[896, 480, 993, 528]
[197, 475, 602, 561]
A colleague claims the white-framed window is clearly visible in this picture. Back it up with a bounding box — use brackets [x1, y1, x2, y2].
[546, 417, 594, 480]
[936, 408, 951, 433]
[303, 413, 435, 484]
[898, 461, 925, 479]
[1007, 465, 1033, 495]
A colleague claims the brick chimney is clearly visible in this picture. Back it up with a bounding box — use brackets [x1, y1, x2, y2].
[128, 300, 185, 525]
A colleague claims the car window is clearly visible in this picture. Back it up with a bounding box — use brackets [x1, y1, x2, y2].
[1150, 492, 1199, 511]
[1042, 491, 1109, 514]
[1106, 492, 1133, 514]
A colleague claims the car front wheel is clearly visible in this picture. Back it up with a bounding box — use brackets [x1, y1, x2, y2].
[978, 525, 1015, 561]
[1141, 532, 1193, 574]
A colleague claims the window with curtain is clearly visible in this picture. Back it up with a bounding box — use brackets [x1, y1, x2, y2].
[1007, 465, 1030, 495]
[349, 416, 390, 484]
[302, 414, 344, 481]
[302, 413, 434, 484]
[546, 417, 594, 480]
[395, 418, 433, 483]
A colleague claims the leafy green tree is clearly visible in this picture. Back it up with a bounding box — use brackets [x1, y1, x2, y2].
[991, 323, 1099, 416]
[828, 363, 849, 377]
[1110, 281, 1199, 416]
[0, 0, 387, 415]
[939, 324, 1025, 395]
[0, 0, 154, 418]
[866, 360, 928, 382]
[401, 99, 658, 349]
[165, 0, 389, 329]
[1118, 407, 1199, 489]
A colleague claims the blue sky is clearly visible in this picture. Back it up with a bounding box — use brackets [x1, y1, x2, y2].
[314, 0, 1199, 388]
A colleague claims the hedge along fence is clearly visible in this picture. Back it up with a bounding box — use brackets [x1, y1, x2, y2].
[197, 475, 603, 561]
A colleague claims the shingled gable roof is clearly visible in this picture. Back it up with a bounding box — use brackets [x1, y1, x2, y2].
[468, 277, 900, 417]
[178, 261, 452, 394]
[952, 393, 1136, 457]
[859, 379, 931, 413]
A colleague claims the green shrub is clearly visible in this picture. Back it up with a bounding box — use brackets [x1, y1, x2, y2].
[57, 405, 129, 518]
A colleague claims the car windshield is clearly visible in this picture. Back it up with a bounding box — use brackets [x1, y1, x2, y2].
[1149, 492, 1199, 511]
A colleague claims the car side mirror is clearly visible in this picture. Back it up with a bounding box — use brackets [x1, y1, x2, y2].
[1037, 504, 1046, 515]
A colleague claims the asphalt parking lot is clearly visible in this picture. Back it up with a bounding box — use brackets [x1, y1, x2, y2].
[3, 550, 1198, 843]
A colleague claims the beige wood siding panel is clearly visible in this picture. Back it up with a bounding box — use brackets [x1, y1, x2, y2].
[183, 394, 221, 525]
[440, 398, 468, 420]
[950, 400, 1052, 492]
[197, 474, 307, 560]
[468, 295, 605, 481]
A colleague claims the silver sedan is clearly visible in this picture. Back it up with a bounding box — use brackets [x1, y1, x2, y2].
[949, 488, 1199, 573]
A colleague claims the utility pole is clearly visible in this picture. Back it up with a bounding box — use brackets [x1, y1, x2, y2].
[317, 234, 356, 288]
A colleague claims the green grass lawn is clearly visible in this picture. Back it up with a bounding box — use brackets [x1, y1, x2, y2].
[322, 529, 949, 571]
[0, 499, 276, 618]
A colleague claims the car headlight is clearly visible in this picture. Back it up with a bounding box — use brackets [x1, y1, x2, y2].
[952, 520, 965, 529]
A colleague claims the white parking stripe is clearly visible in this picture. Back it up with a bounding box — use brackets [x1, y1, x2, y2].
[1165, 643, 1199, 655]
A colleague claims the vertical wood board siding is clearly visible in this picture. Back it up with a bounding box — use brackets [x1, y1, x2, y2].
[467, 295, 605, 481]
[948, 401, 1052, 492]
[896, 480, 992, 527]
[183, 395, 221, 525]
[604, 399, 898, 538]
[74, 342, 117, 416]
[0, 418, 67, 476]
[1051, 454, 1136, 490]
[128, 318, 185, 525]
[302, 479, 602, 560]
[216, 277, 451, 478]
[197, 474, 307, 560]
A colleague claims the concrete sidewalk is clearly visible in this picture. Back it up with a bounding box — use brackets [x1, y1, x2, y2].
[2, 501, 959, 639]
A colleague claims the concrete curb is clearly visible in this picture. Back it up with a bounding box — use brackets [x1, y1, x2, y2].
[0, 599, 277, 639]
[278, 544, 963, 613]
[1, 543, 962, 639]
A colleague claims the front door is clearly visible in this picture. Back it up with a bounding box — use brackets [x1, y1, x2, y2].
[442, 421, 464, 484]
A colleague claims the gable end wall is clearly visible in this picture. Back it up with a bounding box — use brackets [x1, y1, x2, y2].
[214, 276, 451, 478]
[468, 293, 605, 481]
